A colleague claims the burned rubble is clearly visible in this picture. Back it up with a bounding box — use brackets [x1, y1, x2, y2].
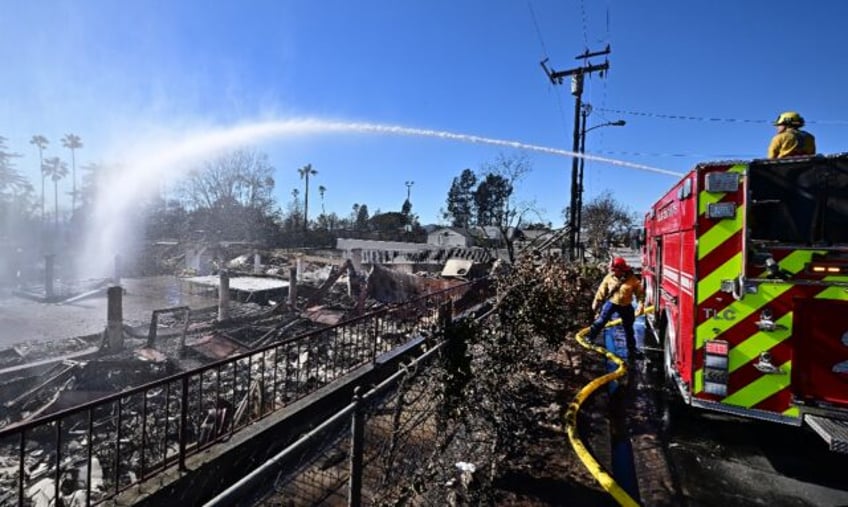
[0, 244, 493, 505]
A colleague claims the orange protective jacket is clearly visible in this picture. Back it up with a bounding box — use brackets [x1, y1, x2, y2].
[593, 270, 645, 308]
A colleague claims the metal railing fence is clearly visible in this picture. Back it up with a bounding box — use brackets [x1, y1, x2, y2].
[210, 300, 496, 507]
[0, 280, 481, 506]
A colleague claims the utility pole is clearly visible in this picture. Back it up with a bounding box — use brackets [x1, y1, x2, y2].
[576, 103, 592, 258]
[541, 45, 610, 260]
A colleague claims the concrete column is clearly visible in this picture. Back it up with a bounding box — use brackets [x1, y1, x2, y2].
[288, 266, 297, 307]
[106, 286, 123, 351]
[351, 248, 363, 274]
[253, 252, 262, 274]
[44, 254, 54, 301]
[296, 255, 303, 282]
[218, 270, 230, 322]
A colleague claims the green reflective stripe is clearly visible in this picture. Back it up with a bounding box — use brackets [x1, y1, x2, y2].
[783, 406, 800, 418]
[696, 252, 743, 306]
[723, 360, 792, 408]
[815, 285, 848, 300]
[696, 282, 792, 347]
[729, 313, 792, 373]
[697, 164, 746, 216]
[780, 250, 820, 272]
[697, 206, 743, 260]
[699, 191, 722, 216]
[756, 250, 824, 278]
[694, 367, 703, 393]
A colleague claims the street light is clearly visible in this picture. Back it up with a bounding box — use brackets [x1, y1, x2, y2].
[584, 119, 626, 135]
[575, 111, 626, 259]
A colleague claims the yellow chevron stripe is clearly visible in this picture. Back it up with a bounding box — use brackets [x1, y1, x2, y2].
[694, 367, 702, 393]
[697, 164, 746, 216]
[756, 250, 824, 278]
[783, 406, 800, 418]
[698, 206, 743, 260]
[696, 282, 792, 347]
[696, 252, 743, 306]
[723, 360, 792, 408]
[696, 165, 745, 260]
[729, 313, 793, 373]
[815, 285, 848, 300]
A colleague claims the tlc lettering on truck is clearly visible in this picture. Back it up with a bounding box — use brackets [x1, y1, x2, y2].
[641, 154, 848, 453]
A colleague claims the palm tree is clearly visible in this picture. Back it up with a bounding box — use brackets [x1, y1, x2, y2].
[42, 156, 68, 230]
[318, 185, 327, 215]
[297, 164, 317, 232]
[29, 135, 48, 221]
[61, 134, 83, 212]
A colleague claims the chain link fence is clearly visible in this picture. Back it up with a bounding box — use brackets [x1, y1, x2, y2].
[212, 304, 496, 507]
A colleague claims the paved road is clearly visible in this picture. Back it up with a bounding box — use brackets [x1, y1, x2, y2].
[664, 401, 848, 506]
[601, 317, 848, 506]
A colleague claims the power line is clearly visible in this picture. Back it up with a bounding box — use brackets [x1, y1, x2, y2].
[596, 107, 848, 125]
[528, 2, 571, 141]
[578, 0, 589, 47]
[595, 150, 760, 159]
[527, 1, 549, 57]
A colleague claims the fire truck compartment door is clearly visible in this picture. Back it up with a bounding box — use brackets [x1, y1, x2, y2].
[793, 298, 848, 407]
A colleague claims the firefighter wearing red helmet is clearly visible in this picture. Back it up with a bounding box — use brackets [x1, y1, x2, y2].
[767, 111, 816, 159]
[588, 257, 646, 360]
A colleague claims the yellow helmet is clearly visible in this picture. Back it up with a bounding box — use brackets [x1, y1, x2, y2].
[773, 111, 805, 127]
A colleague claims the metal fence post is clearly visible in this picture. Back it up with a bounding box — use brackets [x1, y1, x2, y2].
[439, 299, 454, 340]
[372, 315, 380, 363]
[348, 386, 364, 507]
[179, 376, 189, 471]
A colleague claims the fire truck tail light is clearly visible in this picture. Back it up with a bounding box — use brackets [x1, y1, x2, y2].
[810, 265, 843, 274]
[707, 202, 736, 219]
[706, 340, 729, 356]
[704, 339, 730, 398]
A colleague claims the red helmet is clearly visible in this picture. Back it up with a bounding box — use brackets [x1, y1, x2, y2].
[611, 257, 629, 271]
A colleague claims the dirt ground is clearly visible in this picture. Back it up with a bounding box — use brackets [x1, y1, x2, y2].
[491, 340, 619, 507]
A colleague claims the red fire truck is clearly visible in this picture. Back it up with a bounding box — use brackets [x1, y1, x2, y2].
[641, 153, 848, 452]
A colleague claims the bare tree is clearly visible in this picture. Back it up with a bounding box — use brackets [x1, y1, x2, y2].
[572, 190, 634, 262]
[29, 135, 48, 221]
[297, 164, 317, 231]
[478, 153, 540, 263]
[61, 134, 83, 213]
[181, 149, 274, 211]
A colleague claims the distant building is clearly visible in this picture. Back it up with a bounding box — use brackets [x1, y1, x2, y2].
[426, 228, 474, 248]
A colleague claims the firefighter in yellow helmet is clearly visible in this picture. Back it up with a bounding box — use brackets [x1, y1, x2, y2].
[588, 257, 646, 360]
[768, 111, 816, 159]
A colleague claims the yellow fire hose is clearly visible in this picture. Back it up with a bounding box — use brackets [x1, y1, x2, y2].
[565, 305, 654, 507]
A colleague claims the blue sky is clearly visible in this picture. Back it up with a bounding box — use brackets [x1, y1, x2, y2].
[2, 0, 848, 228]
